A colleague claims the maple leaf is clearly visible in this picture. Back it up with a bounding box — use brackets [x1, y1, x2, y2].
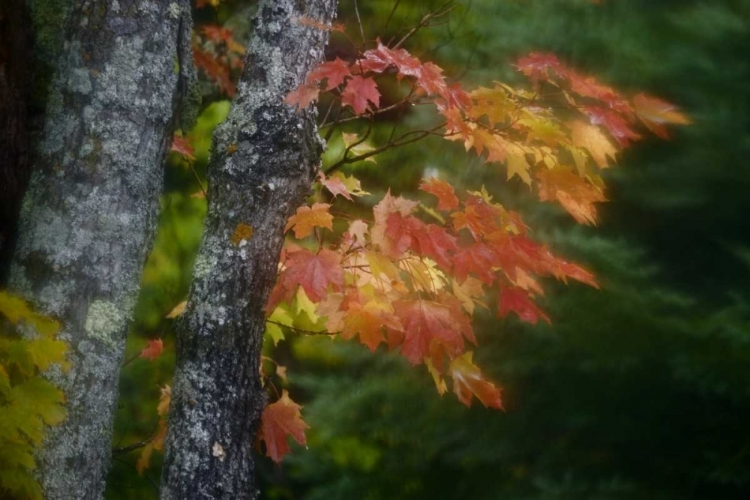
[360, 41, 449, 99]
[165, 300, 187, 318]
[201, 24, 245, 55]
[450, 195, 502, 241]
[341, 75, 381, 114]
[452, 277, 487, 316]
[341, 132, 377, 162]
[284, 83, 320, 109]
[297, 16, 346, 33]
[307, 58, 351, 90]
[360, 40, 420, 74]
[341, 300, 401, 351]
[257, 390, 309, 463]
[266, 248, 344, 312]
[498, 287, 550, 325]
[536, 168, 607, 225]
[392, 300, 469, 366]
[170, 135, 195, 160]
[319, 171, 369, 201]
[515, 52, 565, 86]
[449, 352, 503, 409]
[452, 243, 498, 285]
[384, 212, 419, 256]
[410, 223, 459, 271]
[285, 203, 333, 239]
[371, 192, 419, 257]
[633, 93, 691, 139]
[583, 106, 641, 147]
[137, 385, 170, 474]
[568, 120, 618, 169]
[139, 339, 163, 361]
[420, 178, 459, 211]
[193, 44, 236, 97]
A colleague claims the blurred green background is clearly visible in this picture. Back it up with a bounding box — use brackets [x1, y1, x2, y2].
[106, 1, 750, 498]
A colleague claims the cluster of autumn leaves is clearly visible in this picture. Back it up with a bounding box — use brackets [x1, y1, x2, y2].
[259, 36, 689, 461]
[0, 293, 69, 499]
[148, 19, 691, 465]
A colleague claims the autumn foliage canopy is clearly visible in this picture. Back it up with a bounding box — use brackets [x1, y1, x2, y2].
[163, 12, 690, 466]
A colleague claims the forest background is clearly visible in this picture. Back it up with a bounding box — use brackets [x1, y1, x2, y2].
[102, 0, 750, 498]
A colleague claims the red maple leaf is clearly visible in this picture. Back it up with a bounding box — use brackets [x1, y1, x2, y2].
[516, 52, 565, 86]
[583, 106, 641, 147]
[341, 75, 380, 115]
[392, 300, 469, 366]
[170, 135, 195, 160]
[452, 243, 497, 285]
[307, 58, 351, 91]
[201, 24, 234, 43]
[257, 390, 309, 463]
[498, 287, 550, 325]
[140, 339, 164, 361]
[266, 248, 344, 312]
[193, 45, 236, 97]
[410, 223, 459, 271]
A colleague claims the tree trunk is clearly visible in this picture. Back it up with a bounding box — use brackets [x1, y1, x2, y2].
[6, 1, 195, 498]
[160, 1, 337, 498]
[0, 0, 35, 284]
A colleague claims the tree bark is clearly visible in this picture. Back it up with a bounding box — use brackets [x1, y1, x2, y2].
[0, 0, 35, 285]
[160, 1, 337, 498]
[6, 1, 195, 498]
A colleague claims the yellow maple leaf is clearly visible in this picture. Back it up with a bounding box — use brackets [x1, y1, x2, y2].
[568, 120, 618, 169]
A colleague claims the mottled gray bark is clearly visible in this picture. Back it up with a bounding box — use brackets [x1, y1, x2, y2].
[7, 1, 195, 498]
[160, 1, 337, 498]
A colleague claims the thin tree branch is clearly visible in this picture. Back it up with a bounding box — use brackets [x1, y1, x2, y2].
[393, 2, 457, 50]
[325, 123, 447, 174]
[353, 0, 366, 43]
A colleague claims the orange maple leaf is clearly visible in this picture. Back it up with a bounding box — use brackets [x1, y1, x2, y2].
[285, 203, 333, 239]
[633, 93, 691, 139]
[420, 177, 459, 211]
[536, 168, 606, 225]
[257, 390, 309, 463]
[449, 352, 503, 409]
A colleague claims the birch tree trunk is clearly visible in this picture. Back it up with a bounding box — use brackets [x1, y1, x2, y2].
[161, 1, 338, 498]
[6, 1, 195, 498]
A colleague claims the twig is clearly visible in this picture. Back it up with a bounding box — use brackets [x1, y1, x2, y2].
[266, 319, 337, 337]
[393, 2, 457, 50]
[112, 438, 153, 455]
[325, 123, 448, 174]
[188, 161, 209, 201]
[353, 0, 366, 43]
